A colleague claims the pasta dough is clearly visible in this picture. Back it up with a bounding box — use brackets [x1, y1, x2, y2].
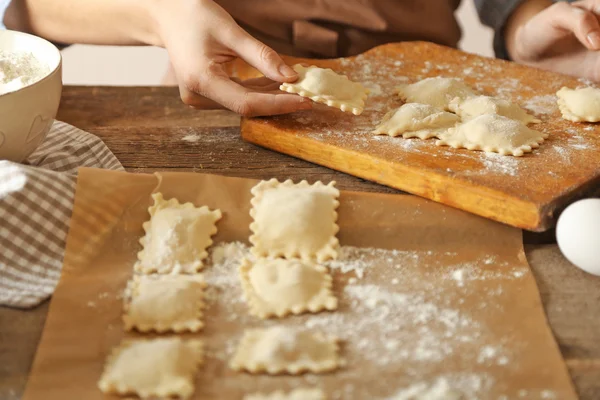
[229, 326, 340, 374]
[556, 86, 600, 122]
[123, 275, 206, 333]
[449, 95, 541, 125]
[98, 337, 203, 399]
[250, 179, 340, 262]
[244, 388, 326, 400]
[373, 103, 459, 139]
[397, 77, 475, 110]
[136, 193, 222, 274]
[239, 257, 337, 318]
[436, 114, 548, 157]
[280, 64, 368, 115]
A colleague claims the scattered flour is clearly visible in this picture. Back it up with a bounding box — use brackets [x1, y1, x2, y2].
[446, 261, 527, 284]
[553, 145, 570, 162]
[452, 269, 465, 287]
[477, 345, 499, 364]
[206, 241, 249, 301]
[156, 241, 557, 399]
[577, 77, 596, 87]
[326, 245, 379, 278]
[366, 83, 383, 96]
[565, 128, 592, 150]
[387, 377, 467, 400]
[523, 95, 558, 115]
[181, 134, 201, 143]
[479, 152, 519, 176]
[86, 291, 112, 308]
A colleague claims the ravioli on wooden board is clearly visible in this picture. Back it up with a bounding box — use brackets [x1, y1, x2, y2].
[557, 86, 600, 122]
[280, 64, 369, 115]
[436, 114, 548, 157]
[397, 77, 475, 111]
[373, 103, 459, 139]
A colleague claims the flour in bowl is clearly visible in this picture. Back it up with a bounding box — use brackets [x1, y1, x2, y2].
[0, 50, 50, 95]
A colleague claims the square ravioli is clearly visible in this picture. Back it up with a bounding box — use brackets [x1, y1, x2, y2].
[436, 113, 547, 157]
[244, 388, 326, 400]
[136, 192, 222, 274]
[229, 326, 341, 374]
[373, 103, 459, 139]
[98, 337, 203, 399]
[123, 274, 206, 333]
[240, 257, 337, 319]
[250, 179, 340, 262]
[279, 64, 368, 115]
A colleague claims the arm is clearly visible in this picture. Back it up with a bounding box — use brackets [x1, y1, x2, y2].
[3, 0, 310, 116]
[474, 0, 528, 60]
[504, 0, 553, 61]
[4, 0, 159, 46]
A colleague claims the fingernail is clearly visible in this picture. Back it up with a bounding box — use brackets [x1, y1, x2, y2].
[588, 32, 600, 49]
[279, 64, 297, 78]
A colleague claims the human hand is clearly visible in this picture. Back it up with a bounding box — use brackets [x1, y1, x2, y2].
[152, 0, 311, 116]
[507, 0, 600, 81]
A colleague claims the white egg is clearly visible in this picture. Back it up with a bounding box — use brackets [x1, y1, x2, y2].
[556, 198, 600, 276]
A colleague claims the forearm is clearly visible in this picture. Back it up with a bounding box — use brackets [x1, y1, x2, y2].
[3, 0, 161, 46]
[504, 0, 552, 61]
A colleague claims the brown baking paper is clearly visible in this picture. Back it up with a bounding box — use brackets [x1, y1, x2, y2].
[22, 168, 577, 400]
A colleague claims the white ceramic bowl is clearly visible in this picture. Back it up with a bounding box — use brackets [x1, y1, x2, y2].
[0, 30, 62, 162]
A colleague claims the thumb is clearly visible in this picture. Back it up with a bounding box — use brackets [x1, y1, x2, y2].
[222, 25, 298, 83]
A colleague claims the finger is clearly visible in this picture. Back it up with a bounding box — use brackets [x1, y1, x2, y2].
[231, 77, 282, 91]
[221, 24, 298, 83]
[546, 2, 600, 50]
[572, 1, 600, 49]
[572, 0, 600, 15]
[202, 75, 311, 116]
[179, 85, 225, 110]
[243, 81, 282, 91]
[232, 77, 274, 86]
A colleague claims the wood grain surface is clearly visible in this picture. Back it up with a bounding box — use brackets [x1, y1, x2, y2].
[237, 42, 600, 232]
[0, 85, 598, 400]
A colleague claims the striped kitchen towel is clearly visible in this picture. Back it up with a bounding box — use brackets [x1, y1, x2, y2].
[0, 121, 123, 308]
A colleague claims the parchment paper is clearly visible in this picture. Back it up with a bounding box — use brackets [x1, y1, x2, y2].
[22, 168, 577, 399]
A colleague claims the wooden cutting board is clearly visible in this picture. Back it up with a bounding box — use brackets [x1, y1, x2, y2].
[237, 42, 600, 231]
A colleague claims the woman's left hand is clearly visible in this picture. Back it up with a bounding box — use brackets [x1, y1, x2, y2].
[507, 0, 600, 81]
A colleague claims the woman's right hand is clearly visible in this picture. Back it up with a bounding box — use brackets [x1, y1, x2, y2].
[151, 0, 312, 116]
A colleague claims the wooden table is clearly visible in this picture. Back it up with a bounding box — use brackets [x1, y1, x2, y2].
[1, 86, 599, 400]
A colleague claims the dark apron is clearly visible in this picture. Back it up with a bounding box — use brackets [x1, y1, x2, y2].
[216, 0, 462, 57]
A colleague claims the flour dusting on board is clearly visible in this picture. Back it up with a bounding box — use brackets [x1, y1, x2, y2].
[523, 95, 558, 115]
[480, 153, 519, 176]
[276, 48, 596, 190]
[195, 241, 558, 400]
